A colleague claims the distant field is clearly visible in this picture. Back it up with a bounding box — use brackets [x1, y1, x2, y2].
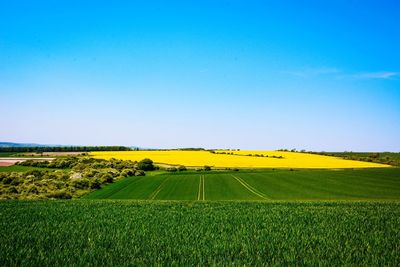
[85, 168, 400, 201]
[0, 152, 18, 157]
[1, 201, 399, 266]
[90, 150, 390, 168]
[320, 152, 400, 166]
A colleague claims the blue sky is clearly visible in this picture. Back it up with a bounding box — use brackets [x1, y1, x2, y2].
[1, 0, 399, 151]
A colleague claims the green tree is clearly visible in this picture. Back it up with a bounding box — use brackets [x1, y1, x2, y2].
[137, 158, 155, 171]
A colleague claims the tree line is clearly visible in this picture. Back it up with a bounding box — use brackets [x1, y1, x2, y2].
[0, 146, 132, 153]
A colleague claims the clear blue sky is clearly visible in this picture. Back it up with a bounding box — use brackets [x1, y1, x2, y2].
[1, 0, 399, 151]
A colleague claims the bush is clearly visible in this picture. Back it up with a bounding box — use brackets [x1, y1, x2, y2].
[27, 185, 39, 194]
[203, 166, 211, 171]
[166, 167, 178, 172]
[72, 163, 88, 171]
[90, 179, 102, 189]
[72, 178, 90, 189]
[134, 170, 145, 176]
[2, 176, 13, 185]
[137, 158, 155, 171]
[83, 169, 99, 178]
[26, 170, 47, 179]
[10, 178, 22, 186]
[178, 166, 187, 171]
[46, 190, 72, 199]
[100, 173, 114, 184]
[121, 169, 135, 177]
[8, 186, 18, 194]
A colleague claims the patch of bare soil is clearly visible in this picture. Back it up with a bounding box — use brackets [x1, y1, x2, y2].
[0, 161, 15, 167]
[0, 157, 55, 167]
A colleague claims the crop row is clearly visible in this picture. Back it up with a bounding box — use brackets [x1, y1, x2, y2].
[1, 201, 399, 266]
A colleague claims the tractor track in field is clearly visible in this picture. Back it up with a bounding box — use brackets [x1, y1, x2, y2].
[203, 175, 205, 200]
[231, 175, 270, 200]
[100, 176, 147, 199]
[149, 177, 171, 200]
[198, 175, 205, 201]
[197, 176, 201, 200]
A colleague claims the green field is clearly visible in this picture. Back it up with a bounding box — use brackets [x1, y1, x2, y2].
[0, 152, 18, 157]
[2, 167, 400, 265]
[1, 200, 399, 266]
[85, 168, 400, 201]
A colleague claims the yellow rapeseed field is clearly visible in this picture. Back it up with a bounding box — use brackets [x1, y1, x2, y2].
[90, 150, 391, 169]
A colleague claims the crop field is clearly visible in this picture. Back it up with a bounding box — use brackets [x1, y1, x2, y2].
[90, 150, 390, 168]
[85, 168, 400, 200]
[1, 201, 399, 266]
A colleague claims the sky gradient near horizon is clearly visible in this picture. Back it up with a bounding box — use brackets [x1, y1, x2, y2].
[1, 1, 399, 151]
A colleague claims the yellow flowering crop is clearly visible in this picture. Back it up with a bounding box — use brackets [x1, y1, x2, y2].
[90, 150, 391, 169]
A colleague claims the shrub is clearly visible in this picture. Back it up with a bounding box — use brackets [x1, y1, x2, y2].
[83, 169, 99, 178]
[134, 170, 145, 176]
[178, 165, 187, 171]
[107, 169, 121, 177]
[121, 169, 135, 177]
[100, 173, 114, 184]
[10, 178, 22, 186]
[27, 185, 39, 194]
[26, 170, 47, 179]
[72, 163, 88, 171]
[2, 176, 13, 185]
[46, 190, 72, 199]
[72, 178, 90, 189]
[137, 158, 155, 171]
[203, 166, 211, 171]
[8, 186, 18, 194]
[90, 179, 102, 189]
[167, 167, 178, 172]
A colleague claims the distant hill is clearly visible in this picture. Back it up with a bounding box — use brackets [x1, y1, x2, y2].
[1, 142, 141, 149]
[0, 142, 53, 147]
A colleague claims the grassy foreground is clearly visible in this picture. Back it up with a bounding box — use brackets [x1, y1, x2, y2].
[0, 200, 399, 266]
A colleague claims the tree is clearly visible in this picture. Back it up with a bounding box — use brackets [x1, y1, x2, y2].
[178, 165, 187, 171]
[137, 158, 155, 171]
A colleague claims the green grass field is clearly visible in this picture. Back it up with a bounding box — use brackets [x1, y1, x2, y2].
[85, 168, 400, 201]
[0, 152, 18, 157]
[2, 167, 400, 265]
[1, 200, 399, 266]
